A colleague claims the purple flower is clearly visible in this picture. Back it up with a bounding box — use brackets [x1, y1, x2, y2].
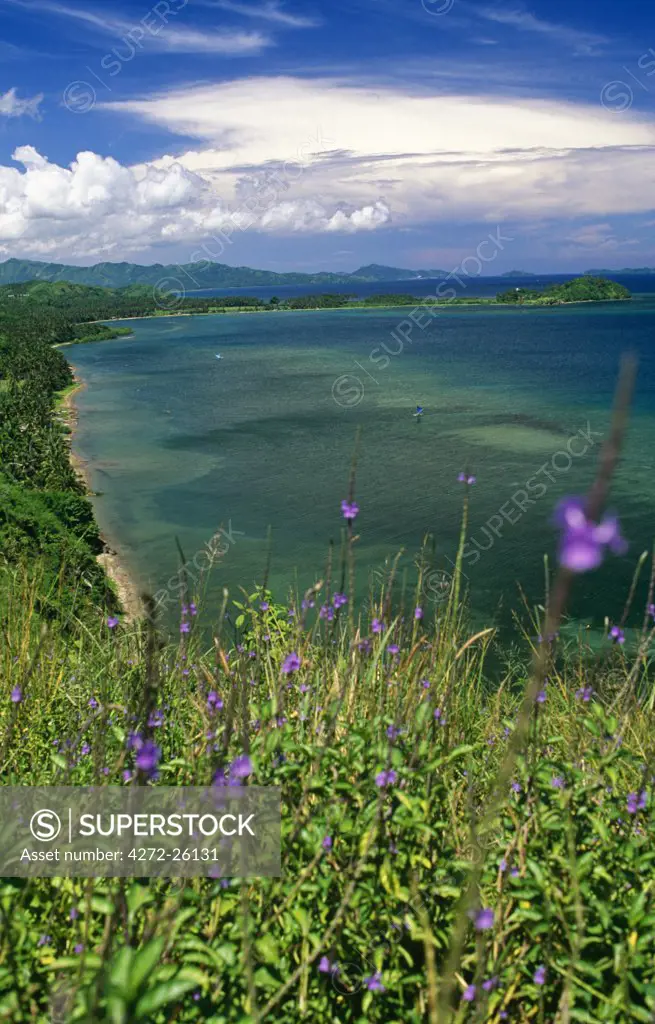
[365, 971, 385, 992]
[282, 652, 301, 674]
[74, 943, 84, 954]
[575, 686, 593, 702]
[207, 690, 224, 711]
[375, 769, 398, 788]
[318, 956, 338, 975]
[10, 686, 22, 703]
[533, 965, 546, 985]
[610, 625, 625, 645]
[37, 935, 51, 947]
[386, 724, 401, 740]
[371, 618, 383, 634]
[341, 499, 360, 520]
[180, 621, 190, 634]
[462, 984, 476, 1002]
[471, 907, 494, 931]
[414, 606, 423, 620]
[555, 497, 627, 573]
[229, 755, 253, 783]
[387, 643, 400, 655]
[627, 790, 647, 814]
[319, 604, 334, 621]
[135, 741, 161, 775]
[107, 616, 119, 629]
[332, 592, 348, 608]
[189, 602, 197, 616]
[511, 781, 521, 794]
[322, 835, 332, 850]
[260, 601, 269, 611]
[536, 689, 546, 704]
[649, 603, 655, 620]
[69, 907, 79, 920]
[122, 770, 132, 782]
[88, 697, 98, 709]
[458, 473, 476, 485]
[482, 976, 499, 992]
[299, 683, 310, 693]
[80, 743, 90, 756]
[551, 776, 565, 789]
[499, 858, 508, 873]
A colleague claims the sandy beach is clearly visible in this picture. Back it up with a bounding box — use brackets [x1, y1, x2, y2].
[58, 376, 145, 622]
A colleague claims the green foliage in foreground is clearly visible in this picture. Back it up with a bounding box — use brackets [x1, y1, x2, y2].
[1, 569, 654, 1023]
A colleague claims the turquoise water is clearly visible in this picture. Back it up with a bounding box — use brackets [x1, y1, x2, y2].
[69, 297, 655, 632]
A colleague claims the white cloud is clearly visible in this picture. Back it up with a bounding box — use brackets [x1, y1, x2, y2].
[198, 0, 320, 28]
[0, 87, 43, 119]
[0, 0, 271, 54]
[4, 77, 655, 260]
[0, 145, 390, 259]
[474, 6, 606, 55]
[108, 77, 655, 221]
[564, 223, 639, 251]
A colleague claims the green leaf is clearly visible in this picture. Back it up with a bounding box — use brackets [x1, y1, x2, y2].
[133, 976, 199, 1018]
[91, 896, 115, 915]
[126, 937, 166, 1000]
[108, 947, 134, 996]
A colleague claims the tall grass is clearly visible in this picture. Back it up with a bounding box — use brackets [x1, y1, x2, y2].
[1, 543, 654, 1022]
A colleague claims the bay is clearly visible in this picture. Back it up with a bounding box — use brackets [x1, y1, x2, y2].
[68, 281, 655, 635]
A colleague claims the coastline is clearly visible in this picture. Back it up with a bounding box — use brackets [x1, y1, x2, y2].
[58, 374, 145, 622]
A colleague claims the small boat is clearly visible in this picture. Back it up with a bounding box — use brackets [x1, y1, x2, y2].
[413, 405, 424, 418]
[215, 354, 222, 360]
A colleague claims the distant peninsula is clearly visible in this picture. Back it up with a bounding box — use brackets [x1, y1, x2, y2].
[0, 257, 450, 290]
[500, 270, 538, 278]
[0, 277, 630, 339]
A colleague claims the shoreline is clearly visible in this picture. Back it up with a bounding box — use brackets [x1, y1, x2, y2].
[57, 375, 145, 622]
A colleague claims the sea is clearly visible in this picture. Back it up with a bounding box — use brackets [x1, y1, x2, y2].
[68, 273, 655, 638]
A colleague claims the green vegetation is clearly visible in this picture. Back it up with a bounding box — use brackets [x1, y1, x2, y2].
[0, 282, 124, 620]
[496, 276, 631, 305]
[0, 278, 653, 1022]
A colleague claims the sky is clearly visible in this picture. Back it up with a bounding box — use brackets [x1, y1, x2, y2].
[1, 0, 655, 273]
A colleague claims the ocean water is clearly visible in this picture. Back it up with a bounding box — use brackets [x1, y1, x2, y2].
[68, 283, 655, 635]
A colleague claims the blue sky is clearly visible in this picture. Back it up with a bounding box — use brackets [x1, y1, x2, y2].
[1, 0, 655, 272]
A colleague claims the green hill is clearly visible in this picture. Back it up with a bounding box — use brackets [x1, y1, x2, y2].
[0, 257, 451, 290]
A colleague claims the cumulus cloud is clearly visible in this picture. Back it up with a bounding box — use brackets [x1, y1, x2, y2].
[0, 145, 390, 258]
[0, 87, 43, 119]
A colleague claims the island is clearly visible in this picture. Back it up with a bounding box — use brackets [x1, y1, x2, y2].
[495, 276, 631, 305]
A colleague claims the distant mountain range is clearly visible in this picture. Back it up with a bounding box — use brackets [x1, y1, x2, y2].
[0, 259, 452, 290]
